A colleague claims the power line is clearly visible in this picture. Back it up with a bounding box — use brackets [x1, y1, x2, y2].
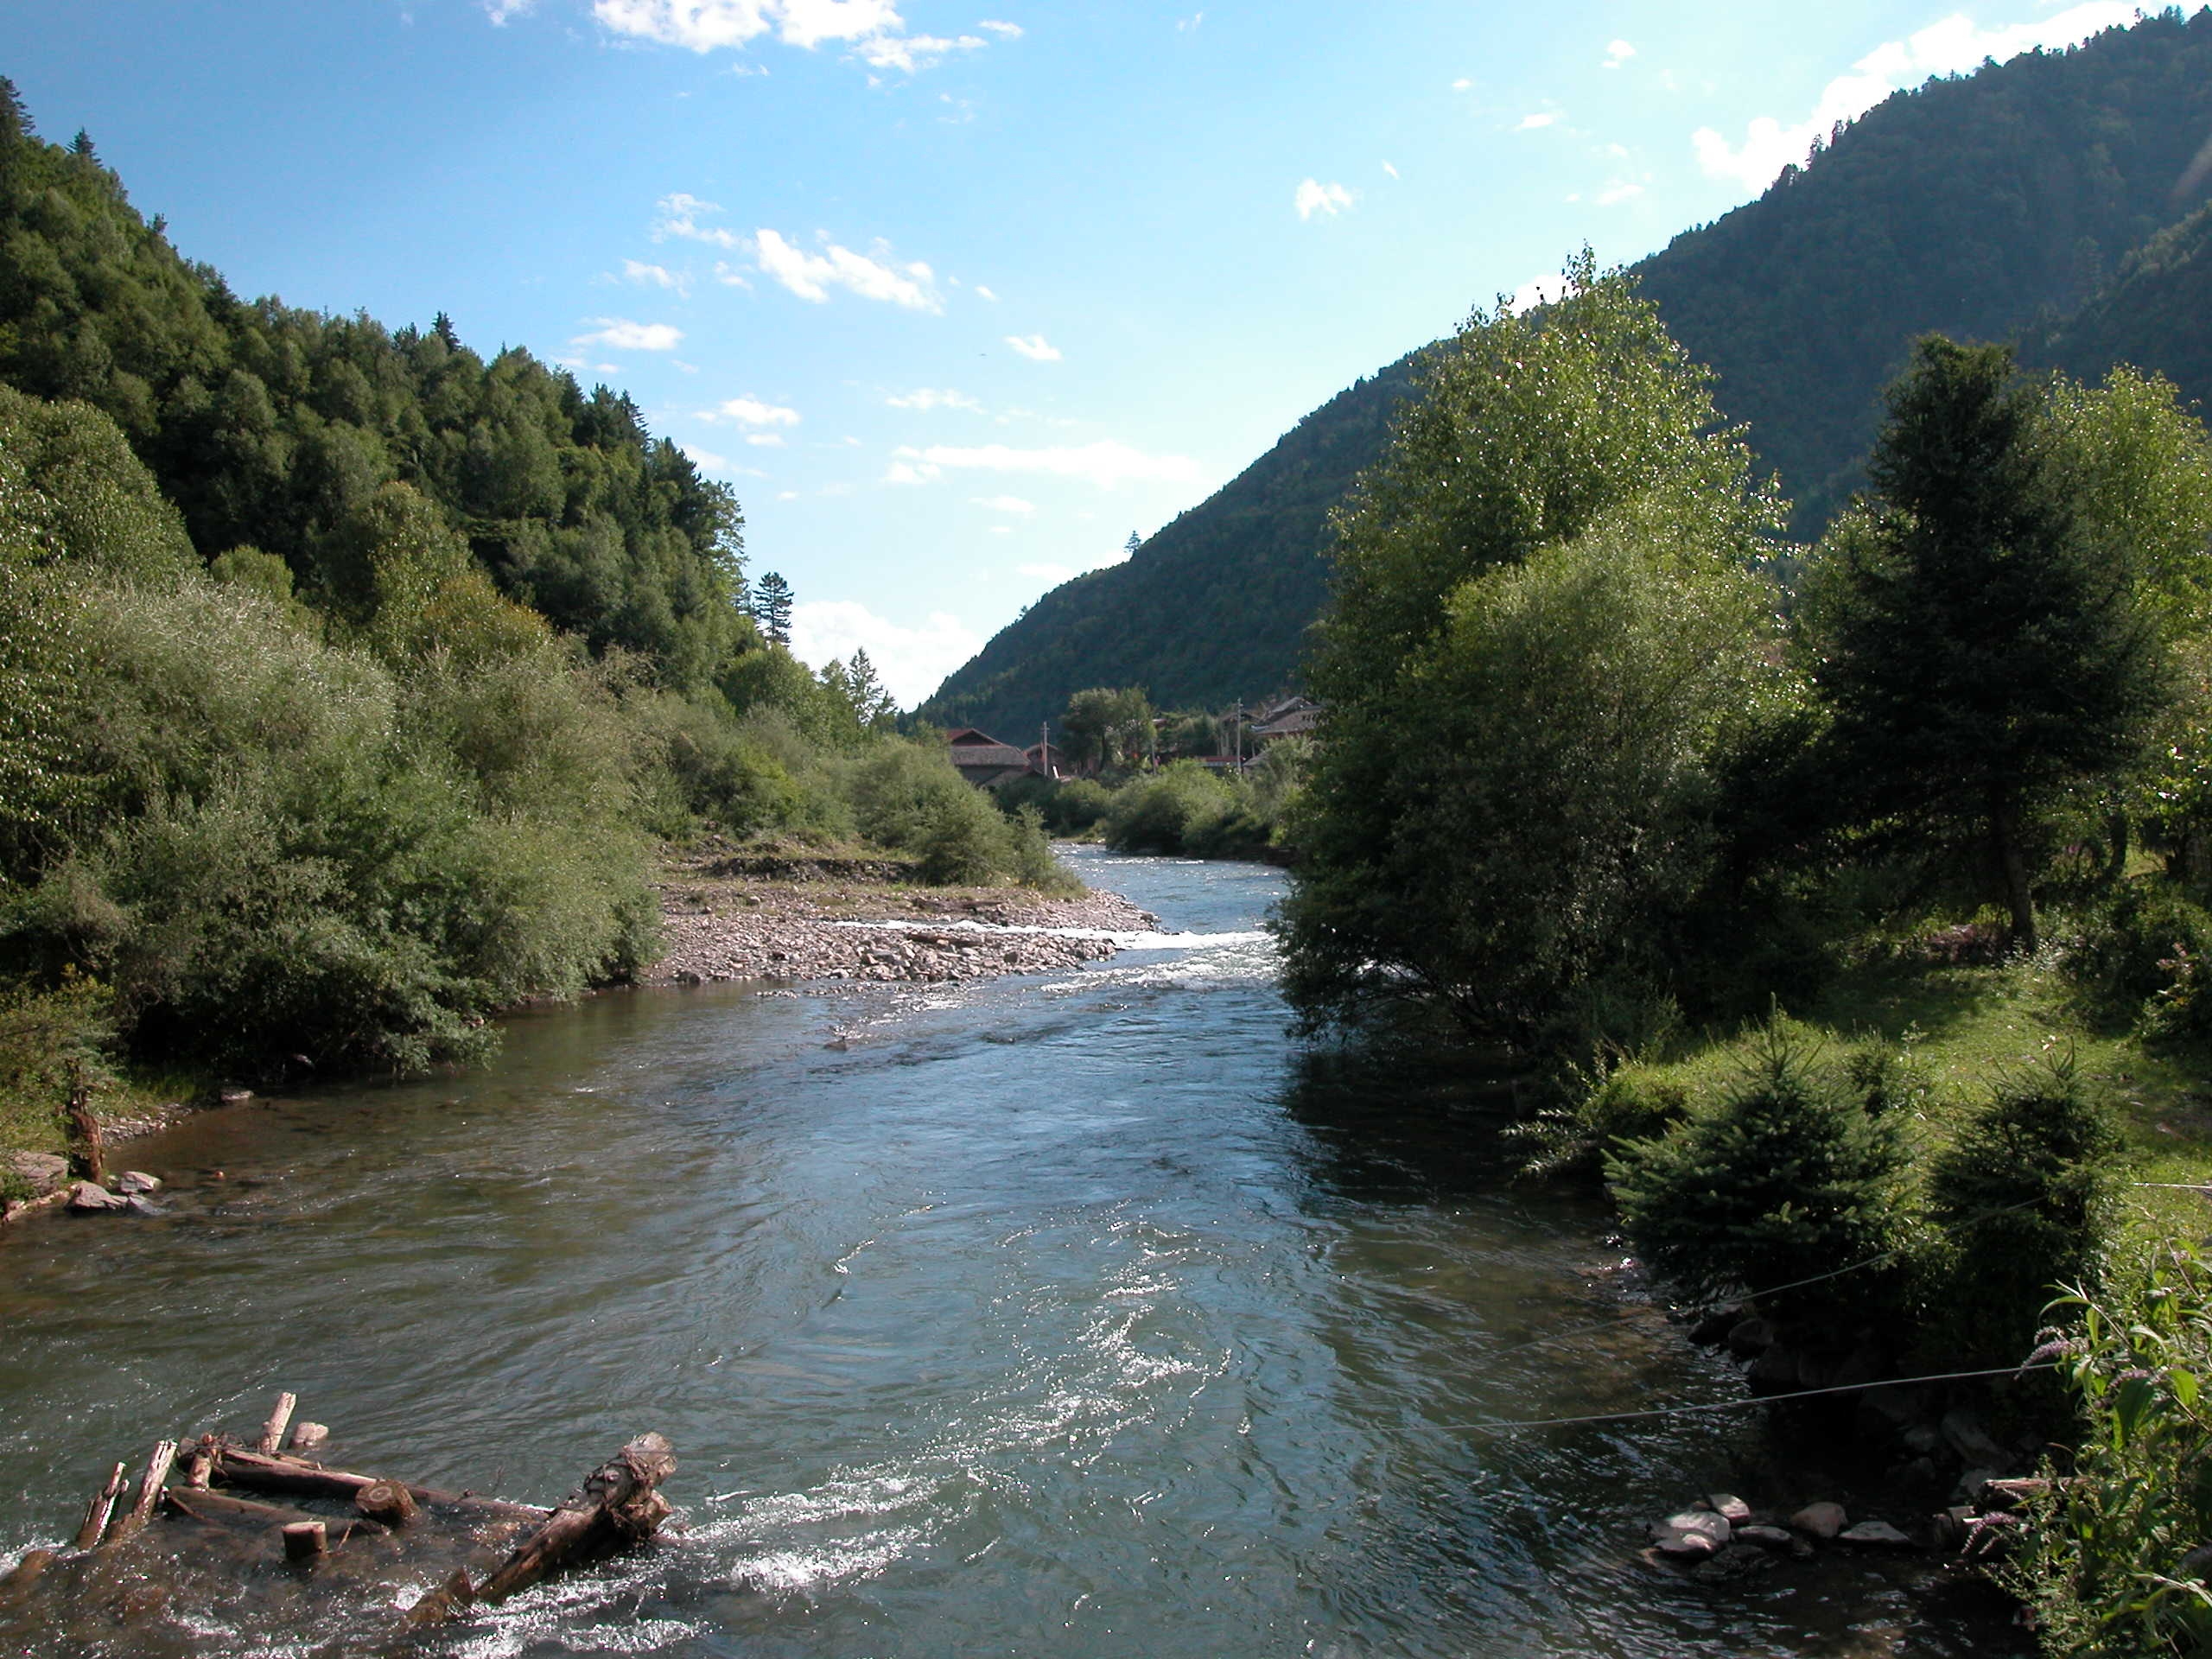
[1452, 1363, 2058, 1435]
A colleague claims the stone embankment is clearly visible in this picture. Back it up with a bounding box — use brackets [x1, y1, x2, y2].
[646, 849, 1162, 988]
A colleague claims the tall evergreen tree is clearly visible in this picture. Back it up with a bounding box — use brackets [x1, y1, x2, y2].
[753, 571, 794, 645]
[1808, 336, 2166, 950]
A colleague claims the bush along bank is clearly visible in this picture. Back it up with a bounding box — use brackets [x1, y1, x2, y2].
[1508, 944, 2212, 1642]
[995, 738, 1313, 863]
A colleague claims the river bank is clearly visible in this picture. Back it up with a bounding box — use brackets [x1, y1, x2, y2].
[645, 842, 1162, 987]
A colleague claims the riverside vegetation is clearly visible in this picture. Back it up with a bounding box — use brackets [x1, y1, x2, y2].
[1275, 246, 2212, 1650]
[0, 84, 1075, 1180]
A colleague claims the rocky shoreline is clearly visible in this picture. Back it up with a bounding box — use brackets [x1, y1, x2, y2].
[646, 847, 1162, 988]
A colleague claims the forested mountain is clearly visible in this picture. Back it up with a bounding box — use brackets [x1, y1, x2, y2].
[920, 353, 1421, 735]
[923, 7, 2212, 739]
[2026, 197, 2212, 401]
[0, 86, 747, 689]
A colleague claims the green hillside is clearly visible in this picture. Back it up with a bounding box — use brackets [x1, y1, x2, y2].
[923, 7, 2212, 739]
[2027, 197, 2212, 403]
[0, 86, 747, 690]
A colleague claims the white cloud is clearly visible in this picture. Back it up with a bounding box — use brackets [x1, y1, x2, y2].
[788, 599, 983, 706]
[1382, 160, 1399, 179]
[1506, 275, 1560, 313]
[682, 443, 731, 471]
[621, 258, 689, 294]
[712, 261, 753, 289]
[746, 433, 785, 447]
[1596, 178, 1645, 206]
[1451, 77, 1471, 92]
[591, 0, 1011, 76]
[892, 441, 1202, 490]
[655, 193, 742, 248]
[1005, 333, 1061, 362]
[884, 458, 942, 485]
[887, 387, 983, 412]
[754, 228, 942, 309]
[1176, 11, 1203, 31]
[594, 0, 897, 51]
[776, 489, 800, 500]
[484, 0, 535, 21]
[574, 317, 683, 350]
[974, 494, 1035, 514]
[857, 30, 985, 71]
[974, 284, 999, 302]
[700, 396, 801, 426]
[978, 18, 1020, 36]
[1515, 111, 1558, 131]
[1294, 178, 1354, 219]
[1694, 3, 2139, 191]
[1019, 562, 1074, 583]
[1603, 39, 1636, 69]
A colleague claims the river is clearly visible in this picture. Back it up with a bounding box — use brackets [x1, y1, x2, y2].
[0, 848, 2007, 1656]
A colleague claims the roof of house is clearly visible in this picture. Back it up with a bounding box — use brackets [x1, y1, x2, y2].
[946, 726, 1029, 772]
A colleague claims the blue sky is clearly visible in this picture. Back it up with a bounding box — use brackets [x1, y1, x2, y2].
[14, 0, 2149, 704]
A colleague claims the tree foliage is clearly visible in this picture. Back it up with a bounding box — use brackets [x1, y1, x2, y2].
[1277, 257, 1789, 1036]
[0, 87, 747, 690]
[1804, 337, 2167, 948]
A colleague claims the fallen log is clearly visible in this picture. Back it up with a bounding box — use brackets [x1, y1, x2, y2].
[209, 1446, 543, 1521]
[477, 1433, 677, 1605]
[74, 1461, 129, 1550]
[163, 1488, 331, 1532]
[0, 1548, 55, 1607]
[403, 1567, 475, 1630]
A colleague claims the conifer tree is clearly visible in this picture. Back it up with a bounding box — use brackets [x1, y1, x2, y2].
[752, 571, 794, 645]
[1808, 337, 2165, 950]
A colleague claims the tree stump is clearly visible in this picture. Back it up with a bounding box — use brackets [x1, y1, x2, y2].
[281, 1521, 327, 1565]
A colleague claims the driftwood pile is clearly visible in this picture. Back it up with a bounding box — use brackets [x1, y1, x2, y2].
[0, 1390, 677, 1643]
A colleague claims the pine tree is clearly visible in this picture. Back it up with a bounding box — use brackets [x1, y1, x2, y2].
[753, 571, 794, 645]
[846, 647, 895, 726]
[1809, 337, 2166, 950]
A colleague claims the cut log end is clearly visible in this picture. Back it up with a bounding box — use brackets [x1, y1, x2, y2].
[356, 1479, 419, 1528]
[281, 1521, 328, 1565]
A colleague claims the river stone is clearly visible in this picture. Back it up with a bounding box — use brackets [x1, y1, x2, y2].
[1941, 1408, 2009, 1467]
[1649, 1529, 1720, 1560]
[114, 1170, 162, 1194]
[1707, 1494, 1752, 1523]
[1726, 1317, 1777, 1357]
[1735, 1524, 1796, 1551]
[1791, 1501, 1848, 1540]
[1658, 1510, 1731, 1545]
[1955, 1467, 2004, 1504]
[66, 1181, 126, 1213]
[1839, 1520, 1915, 1548]
[4, 1152, 68, 1194]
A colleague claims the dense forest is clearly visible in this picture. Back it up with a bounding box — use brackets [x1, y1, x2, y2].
[923, 6, 2212, 741]
[0, 81, 1067, 1094]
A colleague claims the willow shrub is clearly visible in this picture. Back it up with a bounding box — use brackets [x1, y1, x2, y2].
[1, 568, 657, 1072]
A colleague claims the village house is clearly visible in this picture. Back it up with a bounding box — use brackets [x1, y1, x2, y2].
[943, 727, 1037, 786]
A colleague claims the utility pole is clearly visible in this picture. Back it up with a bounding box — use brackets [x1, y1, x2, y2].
[1040, 719, 1051, 779]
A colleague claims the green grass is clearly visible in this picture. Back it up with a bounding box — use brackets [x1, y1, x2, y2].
[1592, 931, 2212, 1255]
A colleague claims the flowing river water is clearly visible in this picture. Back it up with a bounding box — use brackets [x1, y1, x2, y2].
[0, 849, 2012, 1657]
